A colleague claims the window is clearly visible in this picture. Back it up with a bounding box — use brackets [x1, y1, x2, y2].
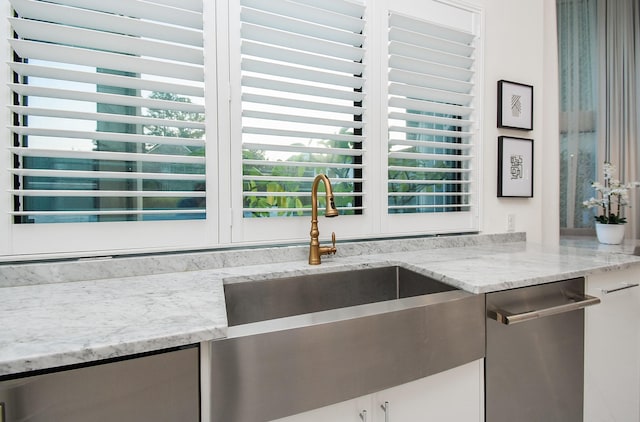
[557, 0, 598, 231]
[227, 0, 368, 243]
[239, 0, 365, 219]
[2, 0, 481, 258]
[386, 13, 475, 216]
[10, 0, 206, 224]
[382, 1, 480, 235]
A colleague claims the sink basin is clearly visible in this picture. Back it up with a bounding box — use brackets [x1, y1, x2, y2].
[224, 265, 457, 326]
[210, 265, 485, 422]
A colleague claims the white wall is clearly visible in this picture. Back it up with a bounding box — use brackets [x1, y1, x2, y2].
[472, 0, 559, 245]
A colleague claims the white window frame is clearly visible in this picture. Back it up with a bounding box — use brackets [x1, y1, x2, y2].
[1, 1, 12, 257]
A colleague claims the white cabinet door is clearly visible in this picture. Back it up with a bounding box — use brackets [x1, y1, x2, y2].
[271, 396, 371, 422]
[271, 360, 483, 422]
[372, 360, 483, 422]
[585, 267, 640, 422]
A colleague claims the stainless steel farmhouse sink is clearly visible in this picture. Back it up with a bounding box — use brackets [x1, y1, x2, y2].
[224, 265, 460, 326]
[209, 265, 485, 422]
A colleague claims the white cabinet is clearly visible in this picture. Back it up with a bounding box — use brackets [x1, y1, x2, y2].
[373, 360, 483, 422]
[272, 359, 483, 422]
[585, 266, 640, 422]
[270, 396, 370, 422]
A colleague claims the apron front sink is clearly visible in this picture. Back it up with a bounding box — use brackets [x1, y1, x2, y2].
[211, 265, 485, 422]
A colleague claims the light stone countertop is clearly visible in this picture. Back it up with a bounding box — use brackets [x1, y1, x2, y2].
[1, 232, 640, 378]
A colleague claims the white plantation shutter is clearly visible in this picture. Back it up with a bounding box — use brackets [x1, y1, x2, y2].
[8, 0, 206, 223]
[240, 0, 365, 218]
[387, 12, 477, 218]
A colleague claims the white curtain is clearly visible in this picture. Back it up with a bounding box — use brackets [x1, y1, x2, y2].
[599, 0, 640, 239]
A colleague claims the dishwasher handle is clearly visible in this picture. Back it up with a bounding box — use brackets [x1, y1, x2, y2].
[488, 293, 601, 325]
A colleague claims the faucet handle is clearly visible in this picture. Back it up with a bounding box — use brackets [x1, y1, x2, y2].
[330, 232, 337, 255]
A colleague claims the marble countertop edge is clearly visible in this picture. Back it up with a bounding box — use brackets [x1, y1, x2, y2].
[1, 326, 226, 378]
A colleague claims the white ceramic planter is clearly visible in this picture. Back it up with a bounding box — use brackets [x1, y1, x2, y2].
[595, 223, 626, 245]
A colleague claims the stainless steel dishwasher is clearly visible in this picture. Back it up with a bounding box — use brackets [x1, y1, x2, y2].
[0, 346, 200, 422]
[485, 277, 600, 422]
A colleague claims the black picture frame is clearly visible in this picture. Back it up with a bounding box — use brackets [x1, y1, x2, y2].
[498, 136, 533, 198]
[497, 80, 533, 131]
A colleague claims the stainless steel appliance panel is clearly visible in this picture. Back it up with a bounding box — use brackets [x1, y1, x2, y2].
[0, 346, 199, 422]
[486, 277, 597, 422]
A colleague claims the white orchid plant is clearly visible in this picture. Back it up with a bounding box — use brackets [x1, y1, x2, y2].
[583, 162, 640, 224]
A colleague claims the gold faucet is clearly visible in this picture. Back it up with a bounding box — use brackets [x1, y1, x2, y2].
[309, 174, 338, 265]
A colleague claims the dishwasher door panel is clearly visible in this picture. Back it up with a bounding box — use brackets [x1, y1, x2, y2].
[486, 278, 588, 422]
[0, 346, 200, 422]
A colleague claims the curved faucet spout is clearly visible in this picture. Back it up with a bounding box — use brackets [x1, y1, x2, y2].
[311, 174, 338, 220]
[309, 174, 339, 265]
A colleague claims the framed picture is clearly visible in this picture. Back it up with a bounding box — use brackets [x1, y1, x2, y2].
[498, 136, 533, 197]
[497, 80, 533, 130]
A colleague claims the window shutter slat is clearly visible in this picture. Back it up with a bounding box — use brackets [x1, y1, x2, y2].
[388, 165, 471, 174]
[10, 128, 205, 149]
[390, 97, 473, 118]
[242, 24, 364, 62]
[241, 0, 365, 33]
[242, 93, 363, 115]
[242, 76, 364, 102]
[388, 55, 473, 83]
[389, 82, 473, 107]
[9, 18, 203, 65]
[241, 8, 364, 47]
[11, 190, 204, 198]
[9, 62, 205, 98]
[46, 0, 203, 29]
[388, 151, 472, 162]
[389, 13, 475, 44]
[388, 40, 473, 70]
[242, 142, 364, 157]
[10, 147, 206, 165]
[10, 0, 203, 47]
[10, 40, 203, 82]
[242, 58, 363, 89]
[10, 209, 204, 217]
[242, 175, 361, 184]
[12, 169, 206, 182]
[389, 111, 472, 129]
[9, 0, 206, 224]
[9, 106, 206, 132]
[10, 84, 205, 114]
[244, 160, 363, 170]
[243, 110, 363, 129]
[389, 69, 472, 95]
[242, 41, 365, 76]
